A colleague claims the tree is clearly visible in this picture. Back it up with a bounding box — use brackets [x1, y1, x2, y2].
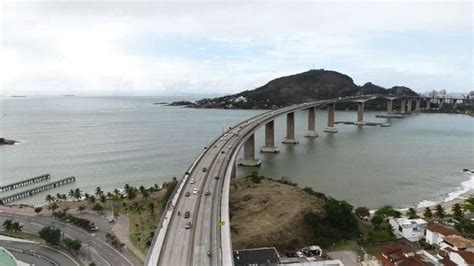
[77, 205, 85, 212]
[74, 188, 82, 202]
[407, 208, 418, 219]
[11, 222, 22, 233]
[34, 207, 43, 215]
[45, 194, 55, 204]
[435, 205, 445, 218]
[371, 215, 384, 229]
[63, 237, 82, 252]
[452, 203, 463, 219]
[48, 202, 59, 213]
[39, 226, 61, 245]
[3, 219, 13, 232]
[100, 194, 107, 204]
[375, 205, 400, 218]
[147, 202, 155, 215]
[324, 199, 358, 233]
[424, 207, 433, 219]
[355, 207, 370, 219]
[88, 195, 96, 205]
[68, 189, 75, 202]
[95, 187, 103, 198]
[92, 203, 104, 212]
[463, 196, 474, 213]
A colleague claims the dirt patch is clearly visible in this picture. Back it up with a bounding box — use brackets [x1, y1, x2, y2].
[230, 178, 325, 252]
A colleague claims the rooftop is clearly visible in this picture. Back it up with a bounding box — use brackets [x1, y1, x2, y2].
[443, 235, 474, 249]
[233, 247, 280, 266]
[393, 218, 427, 226]
[426, 224, 460, 237]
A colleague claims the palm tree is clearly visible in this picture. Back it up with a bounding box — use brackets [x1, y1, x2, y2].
[147, 202, 155, 215]
[100, 194, 107, 205]
[48, 202, 59, 213]
[12, 222, 22, 233]
[435, 204, 445, 218]
[463, 196, 474, 213]
[95, 187, 103, 198]
[84, 193, 90, 200]
[129, 202, 144, 229]
[88, 195, 96, 205]
[407, 208, 418, 219]
[68, 189, 75, 202]
[45, 194, 54, 204]
[74, 188, 82, 201]
[424, 207, 433, 219]
[61, 194, 68, 202]
[2, 220, 13, 232]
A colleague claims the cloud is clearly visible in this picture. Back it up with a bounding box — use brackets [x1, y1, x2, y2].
[1, 1, 472, 95]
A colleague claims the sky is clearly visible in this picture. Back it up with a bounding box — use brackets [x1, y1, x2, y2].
[0, 0, 472, 96]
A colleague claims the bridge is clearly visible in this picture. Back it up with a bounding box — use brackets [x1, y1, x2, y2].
[145, 94, 436, 266]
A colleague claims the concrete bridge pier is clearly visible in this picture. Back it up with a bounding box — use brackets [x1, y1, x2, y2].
[231, 162, 237, 178]
[324, 103, 338, 133]
[415, 98, 421, 112]
[387, 99, 393, 115]
[426, 98, 431, 109]
[439, 99, 444, 108]
[355, 102, 365, 125]
[304, 107, 318, 137]
[453, 101, 458, 110]
[238, 133, 261, 166]
[401, 98, 406, 114]
[261, 120, 279, 153]
[407, 98, 412, 113]
[282, 112, 299, 144]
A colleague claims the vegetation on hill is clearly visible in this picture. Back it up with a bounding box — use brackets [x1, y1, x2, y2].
[171, 69, 418, 110]
[230, 172, 361, 251]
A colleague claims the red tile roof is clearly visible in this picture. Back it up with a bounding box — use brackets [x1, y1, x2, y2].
[426, 223, 460, 237]
[458, 250, 474, 264]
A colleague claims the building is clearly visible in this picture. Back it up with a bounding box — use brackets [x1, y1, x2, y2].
[440, 235, 474, 252]
[425, 224, 461, 246]
[389, 218, 428, 242]
[233, 247, 281, 266]
[447, 250, 474, 265]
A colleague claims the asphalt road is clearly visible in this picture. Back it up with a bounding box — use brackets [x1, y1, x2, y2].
[0, 240, 78, 265]
[0, 211, 133, 266]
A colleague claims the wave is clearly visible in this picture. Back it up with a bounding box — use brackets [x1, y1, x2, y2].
[416, 171, 474, 209]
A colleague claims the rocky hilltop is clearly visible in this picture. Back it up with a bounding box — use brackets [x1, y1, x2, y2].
[170, 69, 418, 109]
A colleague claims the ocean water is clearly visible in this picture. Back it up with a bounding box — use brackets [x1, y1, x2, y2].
[0, 96, 473, 208]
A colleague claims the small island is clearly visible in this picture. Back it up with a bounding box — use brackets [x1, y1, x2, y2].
[0, 138, 16, 145]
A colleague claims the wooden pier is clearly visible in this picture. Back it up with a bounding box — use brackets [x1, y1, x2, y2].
[0, 176, 76, 204]
[0, 174, 51, 192]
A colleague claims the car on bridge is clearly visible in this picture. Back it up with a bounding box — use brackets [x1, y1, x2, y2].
[190, 179, 195, 184]
[185, 221, 192, 229]
[202, 167, 207, 172]
[185, 192, 190, 197]
[193, 188, 198, 194]
[214, 176, 220, 180]
[205, 191, 211, 196]
[184, 211, 190, 218]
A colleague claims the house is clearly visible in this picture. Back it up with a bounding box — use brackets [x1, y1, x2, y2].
[438, 235, 474, 265]
[378, 243, 414, 265]
[440, 235, 474, 252]
[389, 218, 428, 242]
[425, 224, 461, 246]
[448, 250, 474, 265]
[378, 243, 442, 265]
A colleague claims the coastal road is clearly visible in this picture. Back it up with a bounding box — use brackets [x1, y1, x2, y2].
[148, 94, 391, 266]
[0, 240, 79, 265]
[0, 211, 133, 266]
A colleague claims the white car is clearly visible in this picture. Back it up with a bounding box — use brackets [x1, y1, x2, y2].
[193, 188, 198, 194]
[190, 179, 195, 184]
